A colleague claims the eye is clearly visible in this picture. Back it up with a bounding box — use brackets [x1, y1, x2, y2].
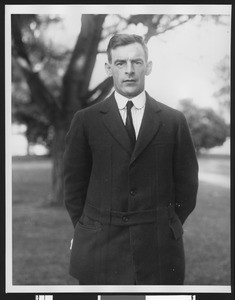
[116, 61, 125, 67]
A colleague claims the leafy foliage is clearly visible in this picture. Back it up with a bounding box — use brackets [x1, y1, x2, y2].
[179, 99, 229, 153]
[213, 55, 230, 123]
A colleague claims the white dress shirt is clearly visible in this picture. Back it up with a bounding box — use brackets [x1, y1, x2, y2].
[114, 91, 146, 138]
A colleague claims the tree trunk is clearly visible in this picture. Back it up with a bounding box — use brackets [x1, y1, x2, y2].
[51, 121, 67, 205]
[50, 15, 107, 205]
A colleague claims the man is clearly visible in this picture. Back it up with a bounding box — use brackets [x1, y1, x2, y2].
[63, 34, 198, 285]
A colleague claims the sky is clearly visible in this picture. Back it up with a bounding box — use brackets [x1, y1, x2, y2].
[147, 16, 230, 110]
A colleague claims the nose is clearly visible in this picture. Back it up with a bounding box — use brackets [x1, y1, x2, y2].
[125, 61, 134, 74]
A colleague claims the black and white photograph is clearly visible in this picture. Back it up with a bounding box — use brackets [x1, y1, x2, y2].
[5, 3, 232, 295]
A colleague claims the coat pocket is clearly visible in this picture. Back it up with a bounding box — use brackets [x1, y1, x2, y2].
[75, 214, 102, 232]
[69, 216, 102, 283]
[169, 214, 184, 240]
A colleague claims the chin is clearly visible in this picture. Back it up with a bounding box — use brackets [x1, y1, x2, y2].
[123, 89, 140, 98]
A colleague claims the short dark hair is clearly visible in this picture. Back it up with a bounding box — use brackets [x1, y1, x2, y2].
[106, 34, 148, 63]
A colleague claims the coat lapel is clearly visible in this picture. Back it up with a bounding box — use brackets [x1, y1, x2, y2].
[100, 93, 133, 154]
[130, 93, 162, 164]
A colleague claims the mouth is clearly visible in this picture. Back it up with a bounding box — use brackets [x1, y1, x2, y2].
[123, 79, 136, 83]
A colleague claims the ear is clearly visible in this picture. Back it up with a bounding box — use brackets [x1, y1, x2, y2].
[145, 61, 152, 76]
[105, 63, 112, 77]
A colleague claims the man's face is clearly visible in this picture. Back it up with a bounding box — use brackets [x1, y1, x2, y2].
[105, 43, 152, 98]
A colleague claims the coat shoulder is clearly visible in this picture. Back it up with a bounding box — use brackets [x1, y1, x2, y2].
[74, 96, 111, 117]
[158, 101, 185, 121]
[157, 101, 180, 114]
[148, 94, 185, 122]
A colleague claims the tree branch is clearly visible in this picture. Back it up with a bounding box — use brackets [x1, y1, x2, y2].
[85, 77, 113, 106]
[127, 14, 196, 43]
[12, 15, 60, 122]
[85, 77, 112, 98]
[156, 15, 195, 37]
[62, 14, 107, 113]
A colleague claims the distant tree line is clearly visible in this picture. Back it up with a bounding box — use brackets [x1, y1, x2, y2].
[179, 99, 229, 154]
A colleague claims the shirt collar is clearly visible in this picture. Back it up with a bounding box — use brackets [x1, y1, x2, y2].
[115, 90, 146, 110]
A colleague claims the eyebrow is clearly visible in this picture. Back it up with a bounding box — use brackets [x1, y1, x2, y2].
[114, 58, 144, 64]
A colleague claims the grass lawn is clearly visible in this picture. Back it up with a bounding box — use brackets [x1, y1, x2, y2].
[11, 155, 230, 285]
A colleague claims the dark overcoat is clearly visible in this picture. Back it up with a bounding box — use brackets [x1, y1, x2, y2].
[63, 92, 199, 285]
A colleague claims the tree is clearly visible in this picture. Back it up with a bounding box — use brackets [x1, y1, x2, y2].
[179, 99, 229, 154]
[12, 13, 197, 204]
[213, 55, 230, 124]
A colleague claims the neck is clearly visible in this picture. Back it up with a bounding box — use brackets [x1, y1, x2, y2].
[116, 90, 145, 99]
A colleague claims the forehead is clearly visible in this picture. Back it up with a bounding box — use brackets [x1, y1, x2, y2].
[111, 43, 145, 61]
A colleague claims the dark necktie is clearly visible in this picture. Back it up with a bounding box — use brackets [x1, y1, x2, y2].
[125, 101, 136, 148]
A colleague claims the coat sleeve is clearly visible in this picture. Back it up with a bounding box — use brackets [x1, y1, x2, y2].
[173, 112, 199, 225]
[63, 111, 92, 227]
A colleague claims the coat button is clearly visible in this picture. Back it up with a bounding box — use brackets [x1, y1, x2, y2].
[122, 216, 129, 222]
[130, 189, 136, 196]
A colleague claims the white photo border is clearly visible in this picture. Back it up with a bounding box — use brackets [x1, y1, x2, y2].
[5, 3, 232, 294]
